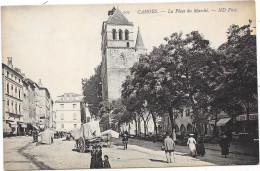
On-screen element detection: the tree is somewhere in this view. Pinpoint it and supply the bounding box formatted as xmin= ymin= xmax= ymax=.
xmin=82 ymin=64 xmax=102 ymax=118
xmin=215 ymin=21 xmax=257 ymax=132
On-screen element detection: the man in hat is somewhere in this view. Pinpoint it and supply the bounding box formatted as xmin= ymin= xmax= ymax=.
xmin=163 ymin=132 xmax=175 ymax=163
xmin=122 ymin=134 xmax=128 ymax=150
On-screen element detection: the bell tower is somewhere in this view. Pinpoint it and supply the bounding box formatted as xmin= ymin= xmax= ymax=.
xmin=101 ymin=7 xmax=146 ymax=101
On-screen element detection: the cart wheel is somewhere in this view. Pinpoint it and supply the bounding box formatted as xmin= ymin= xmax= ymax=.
xmin=78 ymin=137 xmax=85 ymax=153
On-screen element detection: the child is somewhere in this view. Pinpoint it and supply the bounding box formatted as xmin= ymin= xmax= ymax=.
xmin=103 ymin=155 xmax=111 ymax=168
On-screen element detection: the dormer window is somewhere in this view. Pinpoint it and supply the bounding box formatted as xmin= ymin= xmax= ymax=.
xmin=112 ymin=29 xmax=116 ymax=40
xmin=119 ymin=29 xmax=123 ymax=40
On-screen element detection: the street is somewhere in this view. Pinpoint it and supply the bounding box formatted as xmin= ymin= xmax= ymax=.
xmin=3 ymin=136 xmax=259 ymax=170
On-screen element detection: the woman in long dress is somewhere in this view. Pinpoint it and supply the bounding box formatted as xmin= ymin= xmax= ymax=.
xmin=95 ymin=145 xmax=103 ymax=168
xmin=187 ymin=134 xmax=197 ymax=157
xmin=219 ymin=134 xmax=230 ymax=158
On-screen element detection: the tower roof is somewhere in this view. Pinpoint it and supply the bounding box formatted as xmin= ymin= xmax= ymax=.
xmin=107 ymin=8 xmax=133 ymax=26
xmin=135 ymin=27 xmax=146 ymax=50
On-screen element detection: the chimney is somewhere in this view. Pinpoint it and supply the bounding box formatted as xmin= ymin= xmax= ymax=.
xmin=38 ymin=79 xmax=43 ymax=87
xmin=14 ymin=68 xmax=21 ymax=73
xmin=108 ymin=7 xmax=116 ymax=16
xmin=7 ymin=57 xmax=13 ymax=68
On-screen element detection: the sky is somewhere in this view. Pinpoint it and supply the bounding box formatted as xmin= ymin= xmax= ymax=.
xmin=1 ymin=1 xmax=256 ymax=101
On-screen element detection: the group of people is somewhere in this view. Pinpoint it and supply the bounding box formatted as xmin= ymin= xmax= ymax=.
xmin=187 ymin=134 xmax=205 ymax=157
xmin=163 ymin=132 xmax=231 ymax=163
xmin=90 ymin=145 xmax=111 ymax=169
xmin=187 ymin=133 xmax=230 ymax=158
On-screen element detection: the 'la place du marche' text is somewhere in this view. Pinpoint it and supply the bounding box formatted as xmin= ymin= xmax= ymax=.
xmin=133 ymin=8 xmax=237 ymax=15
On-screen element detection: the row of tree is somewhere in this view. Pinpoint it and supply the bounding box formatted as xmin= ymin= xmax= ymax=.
xmin=82 ymin=22 xmax=257 ymax=137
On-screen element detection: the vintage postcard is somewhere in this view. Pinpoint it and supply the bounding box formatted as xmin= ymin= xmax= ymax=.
xmin=1 ymin=0 xmax=258 ymax=170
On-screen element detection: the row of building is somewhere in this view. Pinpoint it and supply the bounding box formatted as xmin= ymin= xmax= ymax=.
xmin=2 ymin=57 xmax=54 ymax=136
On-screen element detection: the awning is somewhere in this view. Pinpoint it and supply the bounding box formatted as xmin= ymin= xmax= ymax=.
xmin=39 ymin=125 xmax=45 ymax=129
xmin=216 ymin=118 xmax=231 ymax=126
xmin=9 ymin=122 xmax=17 ymax=128
xmin=3 ymin=122 xmax=12 ymax=133
xmin=101 ymin=129 xmax=119 ymax=138
xmin=21 ymin=123 xmax=27 ymax=128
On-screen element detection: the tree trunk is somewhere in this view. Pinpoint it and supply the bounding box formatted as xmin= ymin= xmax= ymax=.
xmin=214 ymin=114 xmax=218 ymax=137
xmin=143 ymin=120 xmax=147 ymax=137
xmin=168 ymin=107 xmax=175 ymax=139
xmin=134 ymin=117 xmax=138 ymax=136
xmin=151 ymin=112 xmax=158 ymax=139
xmin=246 ymin=102 xmax=250 ymax=133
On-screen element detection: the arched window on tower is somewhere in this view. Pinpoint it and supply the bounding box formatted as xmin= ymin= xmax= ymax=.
xmin=112 ymin=29 xmax=116 ymax=40
xmin=119 ymin=29 xmax=123 ymax=40
xmin=125 ymin=29 xmax=129 ymax=40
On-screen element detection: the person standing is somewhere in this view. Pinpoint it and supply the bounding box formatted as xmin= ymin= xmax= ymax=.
xmin=219 ymin=134 xmax=230 ymax=158
xmin=187 ymin=134 xmax=197 ymax=157
xmin=122 ymin=134 xmax=128 ymax=150
xmin=95 ymin=145 xmax=103 ymax=168
xmin=196 ymin=138 xmax=205 ymax=157
xmin=163 ymin=133 xmax=175 ymax=163
xmin=90 ymin=146 xmax=96 ymax=169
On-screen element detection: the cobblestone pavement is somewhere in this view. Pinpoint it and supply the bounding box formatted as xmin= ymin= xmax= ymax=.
xmin=3 ymin=136 xmax=259 ymax=170
xmin=3 ymin=136 xmax=40 ymax=170
xmin=114 ymin=138 xmax=259 ymax=166
xmin=16 ymin=137 xmax=214 ymax=169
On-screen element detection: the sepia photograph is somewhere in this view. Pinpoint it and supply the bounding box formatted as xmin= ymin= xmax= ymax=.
xmin=1 ymin=0 xmax=259 ymax=170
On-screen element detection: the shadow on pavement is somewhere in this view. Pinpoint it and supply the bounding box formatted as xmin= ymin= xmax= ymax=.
xmin=149 ymin=159 xmax=168 ymax=163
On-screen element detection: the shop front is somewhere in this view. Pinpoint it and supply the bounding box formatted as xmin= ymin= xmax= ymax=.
xmin=17 ymin=122 xmax=27 ymax=136
xmin=3 ymin=122 xmax=12 ymax=137
xmin=234 ymin=113 xmax=258 ymax=141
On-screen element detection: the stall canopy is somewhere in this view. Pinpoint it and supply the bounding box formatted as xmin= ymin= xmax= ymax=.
xmin=101 ymin=129 xmax=119 ymax=138
xmin=216 ymin=118 xmax=231 ymax=126
xmin=3 ymin=122 xmax=11 ymax=133
xmin=40 ymin=128 xmax=55 ymax=144
xmin=73 ymin=121 xmax=101 ymax=140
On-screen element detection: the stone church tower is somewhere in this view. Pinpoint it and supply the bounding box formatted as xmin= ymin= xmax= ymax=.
xmin=101 ymin=7 xmax=146 ymax=101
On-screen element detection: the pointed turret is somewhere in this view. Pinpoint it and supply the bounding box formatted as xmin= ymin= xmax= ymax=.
xmin=135 ymin=27 xmax=146 ymax=50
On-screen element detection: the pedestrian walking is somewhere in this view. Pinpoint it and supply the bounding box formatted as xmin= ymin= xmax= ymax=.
xmin=187 ymin=134 xmax=197 ymax=157
xmin=90 ymin=146 xmax=96 ymax=169
xmin=219 ymin=134 xmax=230 ymax=158
xmin=122 ymin=134 xmax=128 ymax=150
xmin=163 ymin=132 xmax=175 ymax=163
xmin=194 ymin=130 xmax=198 ymax=141
xmin=103 ymin=155 xmax=111 ymax=168
xmin=95 ymin=145 xmax=103 ymax=168
xmin=196 ymin=138 xmax=205 ymax=157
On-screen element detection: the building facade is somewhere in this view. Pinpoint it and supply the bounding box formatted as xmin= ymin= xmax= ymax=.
xmin=101 ymin=7 xmax=147 ymax=101
xmin=55 ymin=93 xmax=83 ymax=131
xmin=2 ymin=57 xmax=25 ymax=135
xmin=3 ymin=57 xmax=54 ymax=135
xmin=37 ymin=79 xmax=53 ymax=129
